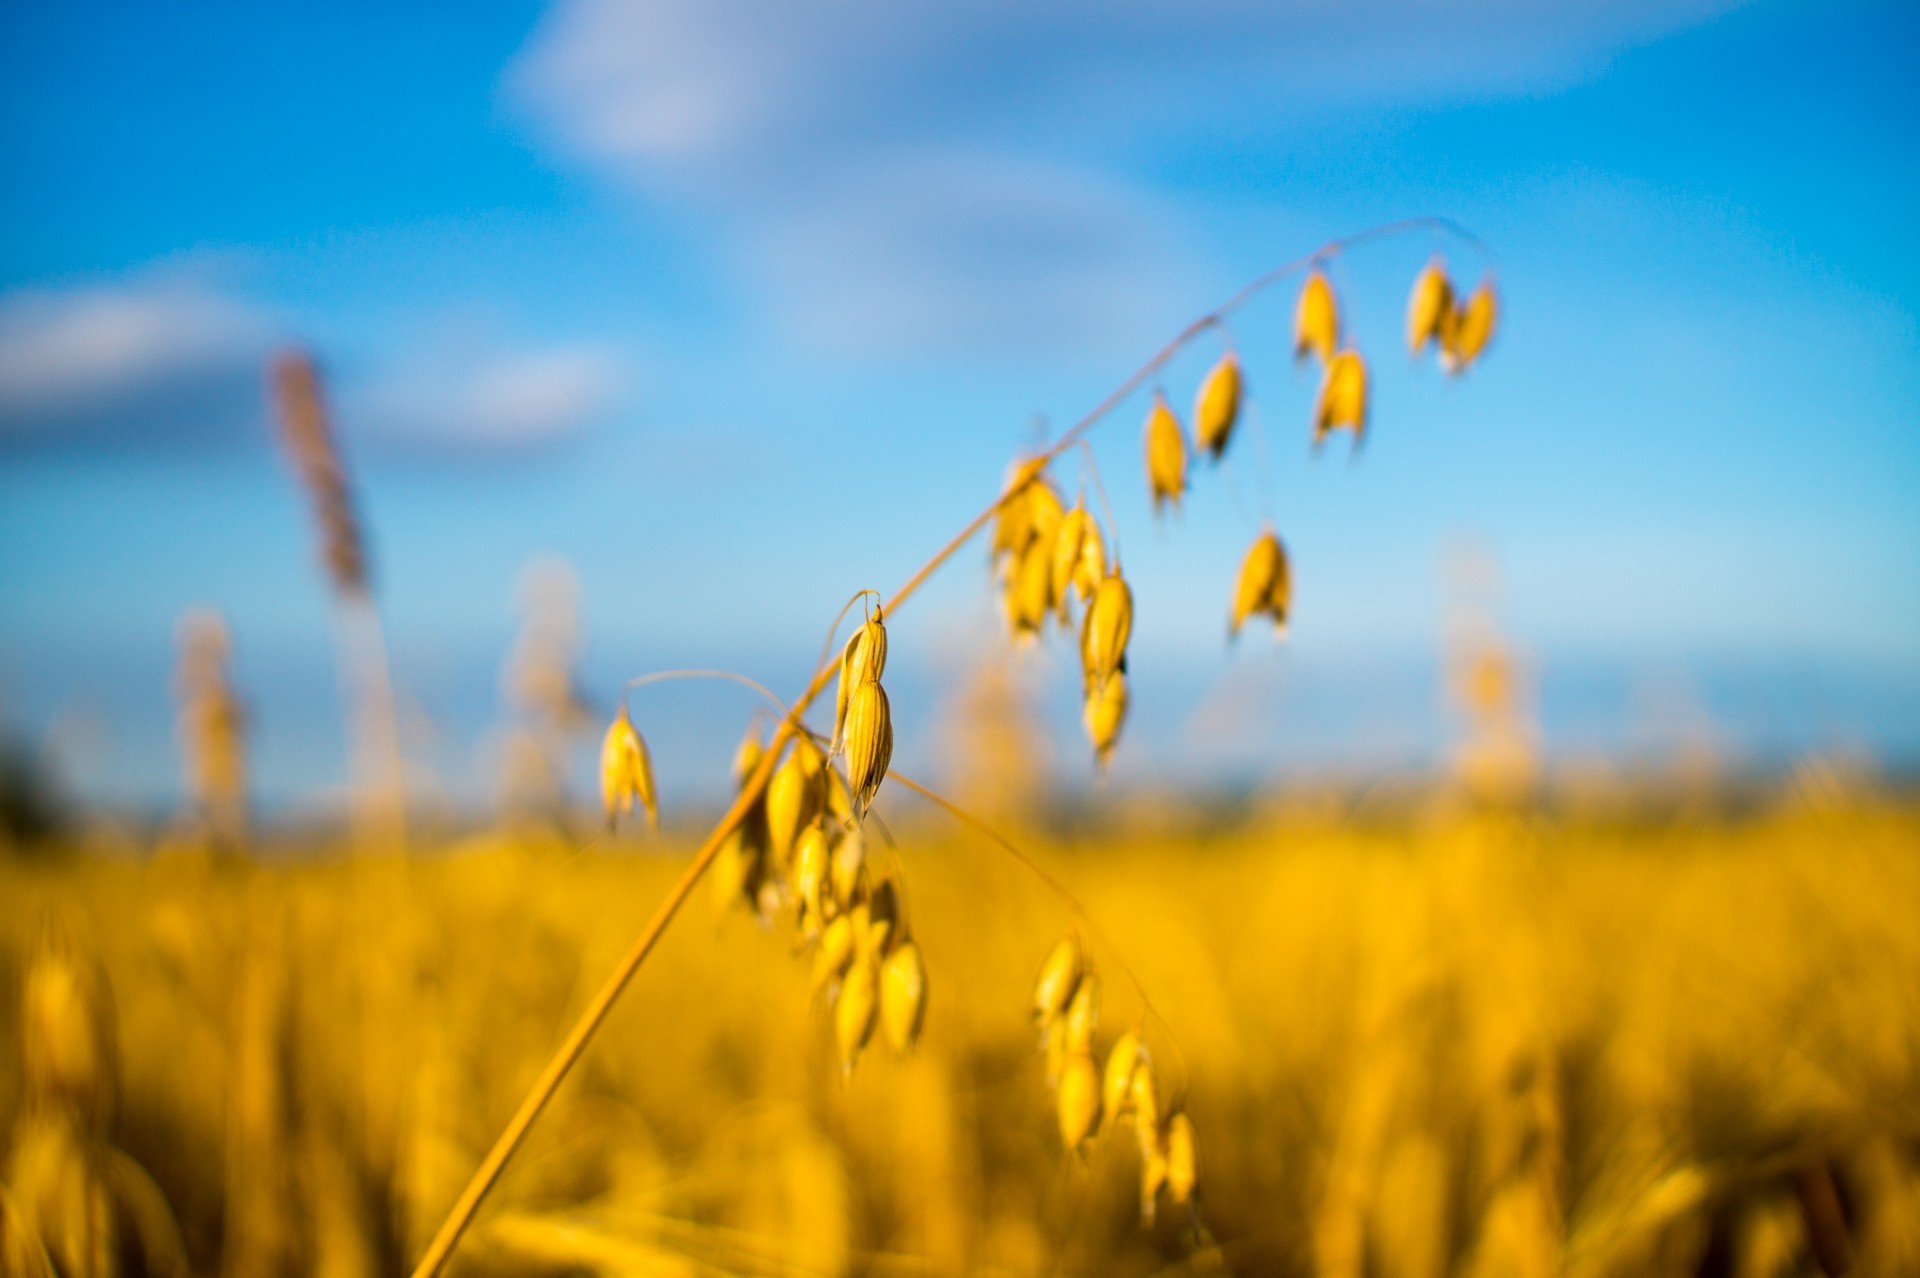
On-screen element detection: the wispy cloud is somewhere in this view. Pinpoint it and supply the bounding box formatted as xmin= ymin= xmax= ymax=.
xmin=507 ymin=0 xmax=1748 ymax=357
xmin=0 ymin=279 xmax=275 ymax=449
xmin=0 ymin=276 xmax=624 ymax=457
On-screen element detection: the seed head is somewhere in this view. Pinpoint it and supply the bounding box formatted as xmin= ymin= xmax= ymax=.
xmin=1050 ymin=504 xmax=1106 ymax=624
xmin=991 ymin=456 xmax=1052 ymax=561
xmin=1312 ymin=348 xmax=1370 ymax=452
xmin=599 ymin=706 xmax=658 ymax=834
xmin=1057 ymin=1052 xmax=1102 ymax=1152
xmin=1129 ymin=1053 xmax=1161 ymax=1138
xmin=1443 ymin=276 xmax=1499 ymax=373
xmin=793 ymin=819 xmax=831 ymax=922
xmin=836 ymin=953 xmax=879 ymax=1074
xmin=1143 ymin=392 xmax=1189 ymax=515
xmin=732 ymin=721 xmax=765 ymax=789
xmin=1230 ymin=528 xmax=1292 ymax=640
xmin=1008 ymin=538 xmax=1056 ymax=638
xmin=766 ymin=736 xmax=825 ymax=866
xmin=830 ymin=824 xmax=868 ymax=915
xmin=1080 ymin=569 xmax=1133 ymax=694
xmin=1032 ymin=934 xmax=1083 ymax=1028
xmin=880 ymin=941 xmax=928 ymax=1054
xmin=1294 ymin=269 xmax=1340 ymax=364
xmin=1084 ymin=672 xmax=1129 ymax=769
xmin=1406 ymin=258 xmax=1455 ymax=354
xmin=1064 ymin=970 xmax=1100 ymax=1055
xmin=1103 ymin=1030 xmax=1144 ymax=1124
xmin=1165 ymin=1110 xmax=1198 ymax=1205
xmin=1193 ymin=352 xmax=1242 ymax=461
xmin=842 ymin=679 xmax=894 ymax=817
xmin=811 ymin=912 xmax=856 ymax=994
xmin=1044 ymin=1015 xmax=1069 ymax=1087
xmin=834 ymin=608 xmax=888 ymax=751
xmin=271 ymin=350 xmax=369 ymax=596
xmin=1139 ymin=1123 xmax=1170 ymax=1223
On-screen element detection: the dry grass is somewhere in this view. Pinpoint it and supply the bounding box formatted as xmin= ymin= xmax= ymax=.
xmin=4 ymin=791 xmax=1916 ymax=1276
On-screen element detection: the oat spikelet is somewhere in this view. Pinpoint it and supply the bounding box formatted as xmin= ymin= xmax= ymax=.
xmin=829 ymin=823 xmax=867 ymax=913
xmin=1143 ymin=392 xmax=1188 ymax=514
xmin=1140 ymin=1123 xmax=1171 ymax=1223
xmin=1084 ymin=672 xmax=1129 ymax=768
xmin=1050 ymin=504 xmax=1105 ymax=624
xmin=1230 ymin=528 xmax=1292 ymax=640
xmin=599 ymin=706 xmax=658 ymax=834
xmin=880 ymin=941 xmax=928 ymax=1054
xmin=1080 ymin=569 xmax=1133 ymax=694
xmin=1103 ymin=1030 xmax=1144 ymax=1124
xmin=811 ymin=912 xmax=856 ymax=994
xmin=843 ymin=679 xmax=894 ymax=818
xmin=793 ymin=820 xmax=831 ymax=925
xmin=1313 ymin=349 xmax=1370 ymax=452
xmin=1443 ymin=276 xmax=1499 ymax=373
xmin=836 ymin=954 xmax=879 ymax=1074
xmin=1294 ymin=269 xmax=1340 ymax=364
xmin=1407 ymin=257 xmax=1455 ymax=354
xmin=833 ymin=609 xmax=888 ymax=751
xmin=1032 ymin=934 xmax=1082 ymax=1028
xmin=767 ymin=737 xmax=825 ymax=867
xmin=271 ymin=350 xmax=368 ymax=596
xmin=1064 ymin=970 xmax=1100 ymax=1055
xmin=1165 ymin=1110 xmax=1198 ymax=1206
xmin=1057 ymin=1052 xmax=1101 ymax=1152
xmin=1008 ymin=538 xmax=1055 ymax=638
xmin=1194 ymin=351 xmax=1242 ymax=461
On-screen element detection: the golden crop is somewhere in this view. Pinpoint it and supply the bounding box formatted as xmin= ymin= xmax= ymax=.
xmin=4 ymin=797 xmax=1915 ymax=1275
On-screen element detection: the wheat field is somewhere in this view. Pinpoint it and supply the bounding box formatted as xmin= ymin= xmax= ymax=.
xmin=5 ymin=781 xmax=1916 ymax=1277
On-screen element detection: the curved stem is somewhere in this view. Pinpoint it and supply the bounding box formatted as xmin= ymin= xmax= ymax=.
xmin=621 ymin=668 xmax=791 ymax=719
xmin=411 ymin=214 xmax=1475 ymax=1276
xmin=883 ymin=769 xmax=1190 ymax=1097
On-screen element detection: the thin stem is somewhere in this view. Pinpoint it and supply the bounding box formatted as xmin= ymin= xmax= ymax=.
xmin=1075 ymin=439 xmax=1121 ymax=565
xmin=412 ymin=214 xmax=1476 ymax=1276
xmin=883 ymin=769 xmax=1190 ymax=1097
xmin=621 ymin=668 xmax=791 ymax=719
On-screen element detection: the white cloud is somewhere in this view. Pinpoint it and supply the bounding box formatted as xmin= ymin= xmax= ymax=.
xmin=0 ymin=281 xmax=274 ymax=444
xmin=0 ymin=276 xmax=623 ymax=456
xmin=507 ymin=0 xmax=1749 ymax=359
xmin=351 ymin=339 xmax=625 ymax=454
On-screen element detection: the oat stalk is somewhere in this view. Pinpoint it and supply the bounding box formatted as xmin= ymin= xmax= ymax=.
xmin=410 ymin=215 xmax=1485 ymax=1278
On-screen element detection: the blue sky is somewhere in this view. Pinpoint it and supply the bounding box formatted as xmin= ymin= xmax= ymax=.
xmin=2 ymin=0 xmax=1916 ymax=811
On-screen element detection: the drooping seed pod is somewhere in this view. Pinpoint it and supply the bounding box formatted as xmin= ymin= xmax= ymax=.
xmin=1084 ymin=672 xmax=1129 ymax=768
xmin=1143 ymin=392 xmax=1188 ymax=515
xmin=991 ymin=455 xmax=1050 ymax=562
xmin=1026 ymin=478 xmax=1066 ymax=550
xmin=766 ymin=736 xmax=825 ymax=866
xmin=1443 ymin=276 xmax=1499 ymax=373
xmin=1010 ymin=538 xmax=1055 ymax=637
xmin=1032 ymin=934 xmax=1083 ymax=1028
xmin=1051 ymin=504 xmax=1105 ymax=624
xmin=1193 ymin=351 xmax=1242 ymax=461
xmin=1406 ymin=257 xmax=1455 ymax=355
xmin=1139 ymin=1123 xmax=1171 ymax=1223
xmin=843 ymin=679 xmax=894 ymax=817
xmin=1064 ymin=971 xmax=1100 ymax=1055
xmin=1044 ymin=1015 xmax=1069 ymax=1087
xmin=1129 ymin=1053 xmax=1161 ymax=1139
xmin=1103 ymin=1030 xmax=1144 ymax=1125
xmin=733 ymin=721 xmax=766 ymax=789
xmin=793 ymin=819 xmax=831 ymax=922
xmin=829 ymin=823 xmax=867 ymax=911
xmin=1294 ymin=269 xmax=1340 ymax=364
xmin=836 ymin=953 xmax=879 ymax=1073
xmin=1229 ymin=527 xmax=1292 ymax=640
xmin=1058 ymin=1052 xmax=1102 ymax=1152
xmin=880 ymin=941 xmax=927 ymax=1054
xmin=1312 ymin=348 xmax=1370 ymax=451
xmin=834 ymin=608 xmax=888 ymax=751
xmin=599 ymin=706 xmax=658 ymax=834
xmin=863 ymin=878 xmax=899 ymax=954
xmin=811 ymin=912 xmax=857 ymax=994
xmin=1080 ymin=569 xmax=1133 ymax=693
xmin=1165 ymin=1110 xmax=1198 ymax=1205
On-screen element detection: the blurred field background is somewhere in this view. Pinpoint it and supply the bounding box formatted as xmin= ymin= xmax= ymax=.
xmin=5 ymin=775 xmax=1918 ymax=1277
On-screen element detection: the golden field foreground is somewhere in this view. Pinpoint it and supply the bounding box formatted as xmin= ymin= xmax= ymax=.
xmin=3 ymin=790 xmax=1918 ymax=1278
